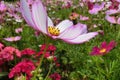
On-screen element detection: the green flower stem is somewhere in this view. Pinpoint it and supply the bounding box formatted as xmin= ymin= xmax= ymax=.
xmin=44 ymin=63 xmax=53 ymax=80
xmin=32 ymin=36 xmax=50 ymax=80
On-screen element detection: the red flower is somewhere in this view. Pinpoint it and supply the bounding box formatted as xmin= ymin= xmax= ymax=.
xmin=90 ymin=41 xmax=116 ymax=56
xmin=21 ymin=48 xmax=36 ymax=56
xmin=40 ymin=44 xmax=56 ymax=52
xmin=49 ymin=73 xmax=61 ymax=80
xmin=9 ymin=60 xmax=35 ymax=80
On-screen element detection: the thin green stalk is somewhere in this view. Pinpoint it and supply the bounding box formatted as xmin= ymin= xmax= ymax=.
xmin=32 ymin=36 xmax=50 ymax=80
xmin=44 ymin=63 xmax=53 ymax=80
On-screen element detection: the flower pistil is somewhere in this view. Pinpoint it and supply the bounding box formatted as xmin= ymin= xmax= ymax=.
xmin=48 ymin=26 xmax=60 ymax=36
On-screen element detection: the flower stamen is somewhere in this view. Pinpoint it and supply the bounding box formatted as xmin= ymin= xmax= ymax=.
xmin=100 ymin=48 xmax=106 ymax=53
xmin=48 ymin=26 xmax=60 ymax=36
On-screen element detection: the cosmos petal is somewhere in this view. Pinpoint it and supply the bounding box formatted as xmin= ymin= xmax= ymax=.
xmin=63 ymin=32 xmax=98 ymax=44
xmin=105 ymin=15 xmax=117 ymax=24
xmin=58 ymin=23 xmax=87 ymax=40
xmin=105 ymin=9 xmax=119 ymax=15
xmin=48 ymin=17 xmax=54 ymax=26
xmin=20 ymin=0 xmax=38 ymax=30
xmin=117 ymin=17 xmax=120 ymax=24
xmin=32 ymin=0 xmax=47 ymax=34
xmin=56 ymin=20 xmax=73 ymax=33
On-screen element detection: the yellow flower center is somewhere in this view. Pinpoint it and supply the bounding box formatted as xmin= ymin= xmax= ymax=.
xmin=100 ymin=48 xmax=106 ymax=53
xmin=48 ymin=26 xmax=60 ymax=36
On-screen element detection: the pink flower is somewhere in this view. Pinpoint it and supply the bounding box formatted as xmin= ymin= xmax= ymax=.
xmin=88 ymin=2 xmax=105 ymax=14
xmin=0 ymin=46 xmax=21 ymax=63
xmin=90 ymin=41 xmax=116 ymax=56
xmin=15 ymin=28 xmax=23 ymax=33
xmin=117 ymin=17 xmax=120 ymax=24
xmin=80 ymin=15 xmax=89 ymax=21
xmin=20 ymin=0 xmax=98 ymax=44
xmin=105 ymin=9 xmax=120 ymax=15
xmin=105 ymin=15 xmax=117 ymax=24
xmin=4 ymin=36 xmax=21 ymax=42
xmin=69 ymin=12 xmax=79 ymax=20
xmin=49 ymin=73 xmax=61 ymax=80
xmin=0 ymin=1 xmax=7 ymax=12
xmin=9 ymin=60 xmax=35 ymax=80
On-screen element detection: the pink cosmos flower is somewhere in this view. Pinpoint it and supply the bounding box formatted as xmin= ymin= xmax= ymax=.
xmin=88 ymin=2 xmax=105 ymax=14
xmin=117 ymin=17 xmax=120 ymax=24
xmin=105 ymin=9 xmax=120 ymax=15
xmin=105 ymin=9 xmax=120 ymax=24
xmin=15 ymin=28 xmax=23 ymax=33
xmin=105 ymin=15 xmax=117 ymax=24
xmin=4 ymin=36 xmax=21 ymax=42
xmin=0 ymin=1 xmax=7 ymax=12
xmin=20 ymin=0 xmax=98 ymax=44
xmin=90 ymin=41 xmax=116 ymax=56
xmin=80 ymin=15 xmax=89 ymax=21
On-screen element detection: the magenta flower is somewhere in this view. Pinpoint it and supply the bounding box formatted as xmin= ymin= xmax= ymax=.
xmin=90 ymin=41 xmax=116 ymax=56
xmin=20 ymin=0 xmax=98 ymax=44
xmin=49 ymin=73 xmax=61 ymax=80
xmin=21 ymin=48 xmax=36 ymax=56
xmin=9 ymin=60 xmax=35 ymax=80
xmin=4 ymin=36 xmax=21 ymax=42
xmin=88 ymin=2 xmax=105 ymax=14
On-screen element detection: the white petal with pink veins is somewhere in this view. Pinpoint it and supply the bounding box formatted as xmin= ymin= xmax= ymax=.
xmin=20 ymin=0 xmax=37 ymax=30
xmin=48 ymin=17 xmax=54 ymax=26
xmin=58 ymin=23 xmax=87 ymax=40
xmin=64 ymin=32 xmax=98 ymax=44
xmin=56 ymin=20 xmax=73 ymax=33
xmin=32 ymin=0 xmax=47 ymax=34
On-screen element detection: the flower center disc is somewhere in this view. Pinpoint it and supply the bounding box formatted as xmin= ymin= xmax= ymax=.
xmin=100 ymin=48 xmax=106 ymax=53
xmin=48 ymin=26 xmax=60 ymax=36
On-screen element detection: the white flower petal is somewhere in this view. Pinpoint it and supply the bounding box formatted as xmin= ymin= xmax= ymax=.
xmin=56 ymin=20 xmax=73 ymax=33
xmin=48 ymin=17 xmax=54 ymax=26
xmin=32 ymin=0 xmax=47 ymax=34
xmin=58 ymin=23 xmax=87 ymax=40
xmin=63 ymin=32 xmax=98 ymax=44
xmin=20 ymin=0 xmax=37 ymax=30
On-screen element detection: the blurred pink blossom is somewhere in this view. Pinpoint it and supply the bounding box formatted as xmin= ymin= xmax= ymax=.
xmin=80 ymin=15 xmax=89 ymax=21
xmin=15 ymin=28 xmax=23 ymax=33
xmin=0 ymin=1 xmax=7 ymax=12
xmin=105 ymin=15 xmax=117 ymax=24
xmin=89 ymin=2 xmax=105 ymax=14
xmin=4 ymin=36 xmax=21 ymax=42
